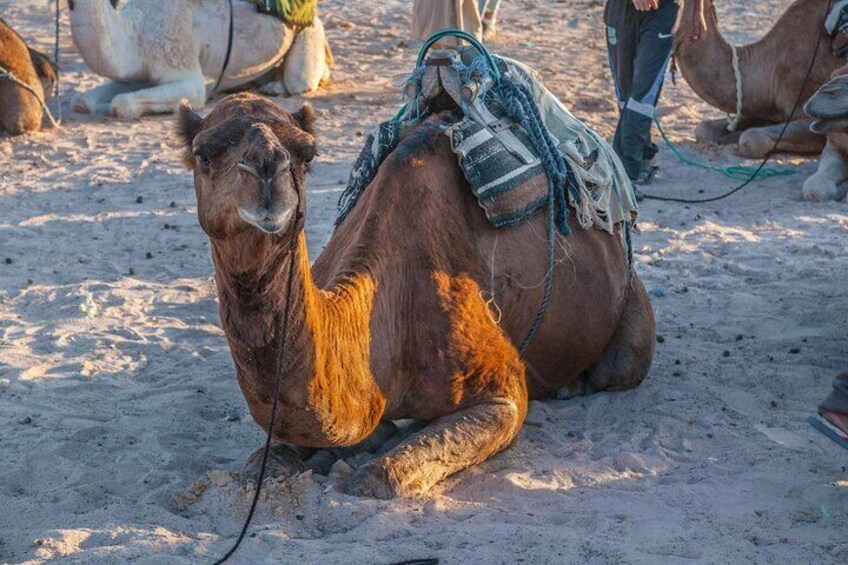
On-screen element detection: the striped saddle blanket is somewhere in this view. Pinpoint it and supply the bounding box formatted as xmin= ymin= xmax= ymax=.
xmin=337 ymin=47 xmax=637 ymax=248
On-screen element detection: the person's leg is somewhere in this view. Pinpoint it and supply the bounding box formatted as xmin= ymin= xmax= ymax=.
xmin=617 ymin=0 xmax=678 ymax=182
xmin=480 ymin=0 xmax=502 ymax=40
xmin=605 ymin=0 xmax=639 ymax=178
xmin=819 ymin=371 xmax=848 ymax=435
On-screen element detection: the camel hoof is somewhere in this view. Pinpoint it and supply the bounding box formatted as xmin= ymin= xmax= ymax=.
xmin=109 ymin=94 xmax=141 ymax=120
xmin=802 ymin=176 xmax=848 ymax=201
xmin=257 ymin=80 xmax=288 ymax=97
xmin=239 ymin=443 xmax=307 ymax=484
xmin=72 ymin=93 xmax=97 ymax=115
xmin=737 ymin=130 xmax=771 ymax=159
xmin=346 ymin=459 xmax=401 ymax=499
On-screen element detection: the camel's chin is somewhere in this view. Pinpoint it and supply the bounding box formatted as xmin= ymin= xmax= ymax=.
xmin=238 ymin=209 xmax=293 ymax=235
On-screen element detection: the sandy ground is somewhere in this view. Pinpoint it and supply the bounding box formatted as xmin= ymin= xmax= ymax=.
xmin=1 ymin=0 xmax=847 ymax=563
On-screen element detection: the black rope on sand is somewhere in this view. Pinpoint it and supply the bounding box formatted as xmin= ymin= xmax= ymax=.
xmin=640 ymin=0 xmax=832 ymax=204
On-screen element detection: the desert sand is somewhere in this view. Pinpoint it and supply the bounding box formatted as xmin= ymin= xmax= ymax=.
xmin=0 ymin=0 xmax=846 ymax=563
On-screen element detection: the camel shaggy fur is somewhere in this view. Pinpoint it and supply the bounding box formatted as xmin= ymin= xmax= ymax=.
xmin=177 ymin=93 xmax=656 ymax=498
xmin=68 ymin=0 xmax=330 ymax=119
xmin=675 ymin=0 xmax=843 ymax=159
xmin=0 ymin=18 xmax=57 ymax=135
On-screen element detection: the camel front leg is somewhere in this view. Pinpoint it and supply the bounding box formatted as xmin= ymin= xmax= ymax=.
xmin=72 ymin=80 xmax=141 ymax=115
xmin=347 ymin=397 xmax=525 ymax=499
xmin=108 ymin=73 xmax=206 ymax=119
xmin=737 ymin=119 xmax=826 ymax=158
xmin=802 ymin=135 xmax=848 ymax=201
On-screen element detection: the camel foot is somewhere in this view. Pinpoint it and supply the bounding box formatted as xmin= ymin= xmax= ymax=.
xmin=695 ymin=118 xmax=742 ymax=146
xmin=802 ymin=175 xmax=848 ymax=201
xmin=737 ymin=129 xmax=773 ymax=159
xmin=346 ymin=458 xmax=402 ymax=499
xmin=257 ymin=80 xmax=288 ymax=97
xmin=239 ymin=443 xmax=307 ymax=484
xmin=109 ymin=93 xmax=142 ymax=120
xmin=72 ymin=92 xmax=100 ymax=115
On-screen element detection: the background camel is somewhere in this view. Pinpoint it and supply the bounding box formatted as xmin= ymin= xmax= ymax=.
xmin=802 ymin=67 xmax=848 ymax=200
xmin=0 ymin=17 xmax=57 ymax=135
xmin=675 ymin=0 xmax=843 ymax=159
xmin=177 ymin=93 xmax=656 ymax=498
xmin=68 ymin=0 xmax=330 ymax=119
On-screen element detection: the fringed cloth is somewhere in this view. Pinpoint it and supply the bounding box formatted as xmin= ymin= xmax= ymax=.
xmin=253 ymin=0 xmax=317 ymax=28
xmin=336 ymin=46 xmax=638 ymax=261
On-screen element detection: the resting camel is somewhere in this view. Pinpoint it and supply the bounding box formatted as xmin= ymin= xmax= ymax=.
xmin=68 ymin=0 xmax=330 ymax=119
xmin=0 ymin=18 xmax=57 ymax=135
xmin=177 ymin=93 xmax=656 ymax=498
xmin=802 ymin=67 xmax=848 ymax=200
xmin=675 ymin=0 xmax=843 ymax=159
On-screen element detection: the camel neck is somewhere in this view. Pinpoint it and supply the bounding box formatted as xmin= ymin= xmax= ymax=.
xmin=69 ymin=1 xmax=138 ymax=79
xmin=675 ymin=1 xmax=743 ymax=116
xmin=212 ymin=233 xmax=386 ymax=448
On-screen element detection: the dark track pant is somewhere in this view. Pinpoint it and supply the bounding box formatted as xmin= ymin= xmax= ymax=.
xmin=605 ymin=0 xmax=678 ymax=180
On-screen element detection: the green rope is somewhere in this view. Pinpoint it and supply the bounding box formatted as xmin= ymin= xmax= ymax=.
xmin=653 ymin=115 xmax=799 ymax=182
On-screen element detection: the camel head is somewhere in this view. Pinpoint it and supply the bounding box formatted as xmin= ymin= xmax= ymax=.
xmin=177 ymin=93 xmax=316 ymax=242
xmin=27 ymin=49 xmax=57 ymax=97
xmin=805 ymin=72 xmax=848 ymax=134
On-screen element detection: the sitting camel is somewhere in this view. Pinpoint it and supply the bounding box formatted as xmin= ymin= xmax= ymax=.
xmin=0 ymin=18 xmax=58 ymax=135
xmin=802 ymin=67 xmax=848 ymax=201
xmin=177 ymin=93 xmax=656 ymax=498
xmin=675 ymin=0 xmax=843 ymax=159
xmin=68 ymin=0 xmax=330 ymax=119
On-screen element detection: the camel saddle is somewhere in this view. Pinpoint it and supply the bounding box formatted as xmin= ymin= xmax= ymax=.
xmin=827 ymin=0 xmax=848 ymax=57
xmin=252 ymin=0 xmax=316 ymax=28
xmin=337 ymin=45 xmax=638 ymax=257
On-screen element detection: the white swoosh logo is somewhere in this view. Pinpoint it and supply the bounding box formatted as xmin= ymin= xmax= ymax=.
xmin=658 ymin=33 xmax=674 ymax=39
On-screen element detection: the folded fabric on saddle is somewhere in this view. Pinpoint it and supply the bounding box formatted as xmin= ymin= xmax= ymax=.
xmin=252 ymin=0 xmax=316 ymax=27
xmin=336 ymin=45 xmax=638 ymax=257
xmin=826 ymin=0 xmax=848 ymax=57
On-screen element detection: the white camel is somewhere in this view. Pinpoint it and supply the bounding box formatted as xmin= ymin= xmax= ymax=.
xmin=68 ymin=0 xmax=330 ymax=118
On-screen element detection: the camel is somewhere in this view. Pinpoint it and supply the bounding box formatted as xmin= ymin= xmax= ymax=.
xmin=0 ymin=18 xmax=58 ymax=135
xmin=177 ymin=93 xmax=656 ymax=498
xmin=68 ymin=0 xmax=330 ymax=119
xmin=801 ymin=67 xmax=848 ymax=200
xmin=674 ymin=0 xmax=844 ymax=159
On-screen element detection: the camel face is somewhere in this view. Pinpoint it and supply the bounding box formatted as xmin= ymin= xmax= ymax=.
xmin=806 ymin=75 xmax=848 ymax=133
xmin=177 ymin=95 xmax=316 ymax=240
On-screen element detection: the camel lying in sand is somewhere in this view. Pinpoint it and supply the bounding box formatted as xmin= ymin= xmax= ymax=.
xmin=68 ymin=0 xmax=330 ymax=119
xmin=675 ymin=0 xmax=842 ymax=159
xmin=177 ymin=93 xmax=656 ymax=498
xmin=802 ymin=68 xmax=848 ymax=201
xmin=0 ymin=18 xmax=57 ymax=135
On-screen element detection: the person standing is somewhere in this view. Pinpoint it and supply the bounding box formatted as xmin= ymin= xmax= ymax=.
xmin=605 ymin=0 xmax=705 ymax=191
xmin=479 ymin=0 xmax=503 ymax=40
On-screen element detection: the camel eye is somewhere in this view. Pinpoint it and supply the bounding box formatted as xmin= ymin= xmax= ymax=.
xmin=193 ymin=151 xmax=212 ymax=172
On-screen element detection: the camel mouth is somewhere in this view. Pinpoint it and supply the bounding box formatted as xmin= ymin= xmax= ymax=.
xmin=810 ymin=117 xmax=848 ymax=134
xmin=238 ymin=208 xmax=293 ymax=235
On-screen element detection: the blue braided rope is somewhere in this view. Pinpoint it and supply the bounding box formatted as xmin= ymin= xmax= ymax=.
xmin=497 ymin=76 xmax=576 ymax=354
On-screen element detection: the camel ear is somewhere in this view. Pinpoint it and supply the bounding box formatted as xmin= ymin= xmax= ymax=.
xmin=291 ymin=103 xmax=316 ymax=136
xmin=177 ymin=101 xmax=204 ymax=148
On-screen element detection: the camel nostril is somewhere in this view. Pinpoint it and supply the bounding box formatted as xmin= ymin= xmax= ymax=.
xmin=68 ymin=0 xmax=75 ymax=11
